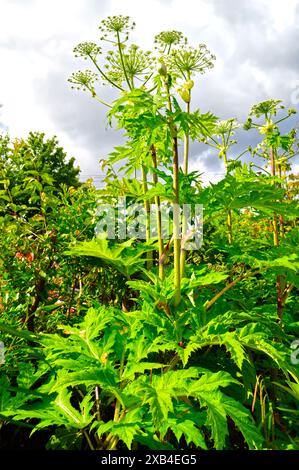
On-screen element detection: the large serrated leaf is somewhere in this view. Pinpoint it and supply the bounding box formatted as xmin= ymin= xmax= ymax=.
xmin=198 ymin=391 xmax=228 ymax=449
xmin=168 ymin=417 xmax=207 ymax=449
xmin=220 ymin=395 xmax=263 ymax=449
xmin=50 ymin=367 xmax=118 ymax=392
xmin=189 ymin=371 xmax=238 ymax=394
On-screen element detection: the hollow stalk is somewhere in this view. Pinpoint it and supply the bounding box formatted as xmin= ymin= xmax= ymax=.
xmin=165 ymin=81 xmax=181 ymax=305
xmin=222 ymin=149 xmax=233 ymax=245
xmin=269 ymin=145 xmax=284 ymax=324
xmin=180 ymin=91 xmax=191 ymax=278
xmin=151 ymin=145 xmax=164 ymax=280
xmin=141 ymin=164 xmax=152 ymax=270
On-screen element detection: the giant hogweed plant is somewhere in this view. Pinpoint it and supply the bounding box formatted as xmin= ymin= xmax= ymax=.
xmin=67 ymin=17 xmax=298 ymax=322
xmin=0 ymin=304 xmax=296 ymax=450
xmin=68 ymin=16 xmax=217 ymax=299
xmin=0 ymin=15 xmax=298 ymax=450
xmin=200 ymin=103 xmax=299 ymax=322
xmin=244 ymin=100 xmax=299 ymax=324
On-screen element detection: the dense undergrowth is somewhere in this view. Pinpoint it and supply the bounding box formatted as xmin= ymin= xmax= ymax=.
xmin=0 ymin=16 xmax=298 ymax=450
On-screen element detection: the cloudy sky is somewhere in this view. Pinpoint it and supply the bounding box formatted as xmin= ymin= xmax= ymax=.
xmin=1 ymin=0 xmax=299 ymax=185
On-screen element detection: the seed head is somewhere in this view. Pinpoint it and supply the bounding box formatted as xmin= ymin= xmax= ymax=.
xmin=170 ymin=44 xmax=215 ymax=77
xmin=214 ymin=118 xmax=239 ymax=137
xmin=104 ymin=44 xmax=155 ymax=86
xmin=73 ymin=42 xmax=102 ymax=60
xmin=154 ymin=30 xmax=186 ymax=49
xmin=249 ymin=99 xmax=283 ymax=118
xmin=99 ymin=15 xmax=135 ymax=35
xmin=68 ymin=70 xmax=98 ymax=91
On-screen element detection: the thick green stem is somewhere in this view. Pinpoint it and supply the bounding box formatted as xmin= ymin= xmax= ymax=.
xmin=204 ymin=270 xmax=260 ymax=312
xmin=107 ymin=437 xmax=119 ymax=450
xmin=93 ymin=94 xmax=112 ymax=108
xmin=180 ymin=100 xmax=191 ymax=278
xmin=116 ymin=32 xmax=132 ymax=90
xmin=95 ymin=385 xmax=101 ymax=421
xmin=270 ymin=147 xmax=279 ymax=247
xmin=172 ymin=135 xmax=181 ymax=305
xmin=83 ymin=430 xmax=95 ymax=450
xmin=276 ymin=162 xmax=286 ymax=323
xmin=269 ymin=143 xmax=276 ymax=175
xmin=226 ymin=211 xmax=233 ymax=245
xmin=272 ymin=214 xmax=279 ymax=247
xmin=277 ymin=164 xmax=285 ymax=238
xmin=90 ymin=57 xmax=124 ymax=91
xmin=269 ymin=146 xmax=284 ymax=324
xmin=223 ymin=150 xmax=233 ymax=244
xmin=183 ymin=101 xmax=190 ymax=175
xmin=151 ymin=145 xmax=164 ymax=280
xmin=165 ymin=81 xmax=181 ymax=305
xmin=270 ymin=147 xmax=278 ymax=242
xmin=141 ymin=165 xmax=152 ymax=270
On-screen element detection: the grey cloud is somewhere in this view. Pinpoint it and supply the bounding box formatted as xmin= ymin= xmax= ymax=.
xmin=200 ymin=149 xmax=223 ymax=172
xmin=207 ymin=1 xmax=299 ymax=82
xmin=34 ymin=64 xmax=124 ymax=177
xmin=209 ymin=0 xmax=265 ymax=26
xmin=2 ymin=0 xmax=299 ymax=182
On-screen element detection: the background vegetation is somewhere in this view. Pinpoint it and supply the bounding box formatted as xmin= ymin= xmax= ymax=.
xmin=0 ymin=16 xmax=298 ymax=450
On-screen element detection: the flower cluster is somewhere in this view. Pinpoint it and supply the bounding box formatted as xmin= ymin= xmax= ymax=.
xmin=214 ymin=118 xmax=239 ymax=137
xmin=249 ymin=99 xmax=284 ymax=118
xmin=154 ymin=30 xmax=186 ymax=51
xmin=99 ymin=15 xmax=135 ymax=37
xmin=73 ymin=42 xmax=102 ymax=60
xmin=105 ymin=45 xmax=155 ymax=86
xmin=68 ymin=70 xmax=98 ymax=91
xmin=170 ymin=44 xmax=215 ymax=78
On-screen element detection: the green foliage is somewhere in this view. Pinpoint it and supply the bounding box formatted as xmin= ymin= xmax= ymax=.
xmin=66 ymin=238 xmax=151 ymax=278
xmin=0 ymin=306 xmax=265 ymax=450
xmin=0 ymin=14 xmax=298 ymax=452
xmin=0 ymin=132 xmax=80 ymax=202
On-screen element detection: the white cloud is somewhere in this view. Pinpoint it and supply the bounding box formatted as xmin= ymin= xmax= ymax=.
xmin=189 ymin=149 xmax=225 ymax=186
xmin=0 ymin=0 xmax=298 ymax=179
xmin=259 ymin=0 xmax=298 ymax=33
xmin=0 ymin=0 xmax=111 ymax=174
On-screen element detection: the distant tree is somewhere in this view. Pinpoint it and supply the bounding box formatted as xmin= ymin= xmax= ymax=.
xmin=0 ymin=132 xmax=81 ymax=201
